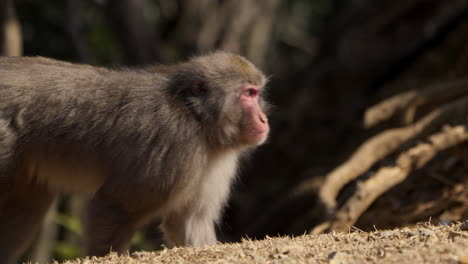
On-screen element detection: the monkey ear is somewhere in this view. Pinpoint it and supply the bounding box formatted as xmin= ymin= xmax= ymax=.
xmin=190 ymin=80 xmax=208 ymax=96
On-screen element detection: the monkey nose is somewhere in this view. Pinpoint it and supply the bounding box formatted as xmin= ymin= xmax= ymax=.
xmin=259 ymin=113 xmax=267 ymax=124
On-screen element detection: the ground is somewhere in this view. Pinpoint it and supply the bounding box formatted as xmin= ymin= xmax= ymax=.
xmin=55 ymin=222 xmax=468 ymax=264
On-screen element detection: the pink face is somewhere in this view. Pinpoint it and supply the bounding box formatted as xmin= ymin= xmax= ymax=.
xmin=239 ymin=84 xmax=269 ymax=144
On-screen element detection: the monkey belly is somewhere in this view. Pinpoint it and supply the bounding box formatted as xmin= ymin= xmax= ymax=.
xmin=18 ymin=152 xmax=108 ymax=194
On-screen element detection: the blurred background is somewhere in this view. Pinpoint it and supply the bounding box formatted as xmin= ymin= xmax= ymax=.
xmin=1 ymin=0 xmax=468 ymax=263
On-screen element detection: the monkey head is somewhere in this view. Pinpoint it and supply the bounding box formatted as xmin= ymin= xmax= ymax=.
xmin=170 ymin=52 xmax=270 ymax=149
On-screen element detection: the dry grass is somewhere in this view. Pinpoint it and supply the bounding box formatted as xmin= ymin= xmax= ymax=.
xmin=58 ymin=222 xmax=468 ymax=264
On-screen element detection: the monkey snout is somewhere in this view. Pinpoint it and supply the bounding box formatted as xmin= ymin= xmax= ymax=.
xmin=259 ymin=112 xmax=268 ymax=124
xmin=255 ymin=112 xmax=269 ymax=136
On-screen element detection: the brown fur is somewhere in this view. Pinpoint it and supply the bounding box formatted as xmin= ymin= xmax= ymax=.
xmin=0 ymin=51 xmax=269 ymax=263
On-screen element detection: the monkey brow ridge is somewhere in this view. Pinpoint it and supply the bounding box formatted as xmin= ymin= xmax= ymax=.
xmin=230 ymin=57 xmax=264 ymax=85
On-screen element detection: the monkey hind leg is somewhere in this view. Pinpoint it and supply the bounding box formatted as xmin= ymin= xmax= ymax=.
xmin=0 ymin=180 xmax=55 ymax=264
xmin=0 ymin=118 xmax=17 ymax=208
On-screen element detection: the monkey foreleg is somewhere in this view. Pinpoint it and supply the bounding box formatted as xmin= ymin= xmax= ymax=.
xmin=161 ymin=207 xmax=217 ymax=248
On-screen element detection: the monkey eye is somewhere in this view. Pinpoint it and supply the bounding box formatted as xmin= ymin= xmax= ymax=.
xmin=191 ymin=80 xmax=208 ymax=96
xmin=245 ymin=88 xmax=258 ymax=97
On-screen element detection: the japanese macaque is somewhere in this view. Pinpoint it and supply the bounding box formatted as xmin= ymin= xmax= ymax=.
xmin=0 ymin=51 xmax=270 ymax=263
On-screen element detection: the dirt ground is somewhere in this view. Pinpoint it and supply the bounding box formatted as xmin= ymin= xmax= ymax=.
xmin=57 ymin=222 xmax=468 ymax=264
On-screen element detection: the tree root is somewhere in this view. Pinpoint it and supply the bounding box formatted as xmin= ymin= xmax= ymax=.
xmin=314 ymin=125 xmax=468 ymax=233
xmin=315 ymin=90 xmax=468 ymax=234
xmin=364 ymin=79 xmax=468 ymax=128
xmin=319 ymin=93 xmax=468 ymax=212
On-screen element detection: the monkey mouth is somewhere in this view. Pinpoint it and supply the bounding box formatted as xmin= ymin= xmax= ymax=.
xmin=250 ymin=129 xmax=268 ymax=136
xmin=246 ymin=128 xmax=269 ymax=144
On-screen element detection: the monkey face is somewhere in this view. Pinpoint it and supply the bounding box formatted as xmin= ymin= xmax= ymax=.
xmin=238 ymin=84 xmax=269 ymax=145
xmin=168 ymin=52 xmax=270 ymax=149
xmin=193 ymin=81 xmax=270 ymax=149
xmin=192 ymin=78 xmax=270 ymax=149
